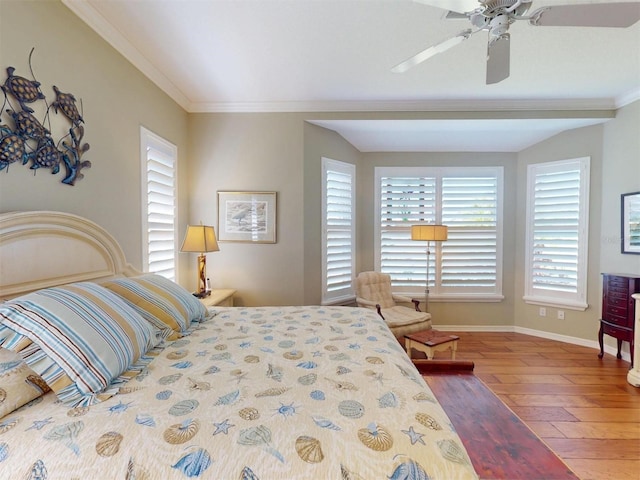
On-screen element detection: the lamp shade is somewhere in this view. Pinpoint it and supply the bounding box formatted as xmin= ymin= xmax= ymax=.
xmin=411 ymin=224 xmax=448 ymax=242
xmin=180 ymin=225 xmax=219 ymax=253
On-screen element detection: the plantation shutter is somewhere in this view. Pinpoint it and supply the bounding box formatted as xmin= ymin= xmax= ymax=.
xmin=376 ymin=167 xmax=503 ymax=299
xmin=142 ymin=127 xmax=177 ymax=281
xmin=441 ymin=176 xmax=498 ymax=291
xmin=322 ymin=159 xmax=355 ymax=304
xmin=525 ymin=158 xmax=590 ymax=308
xmin=379 ymin=176 xmax=436 ymax=289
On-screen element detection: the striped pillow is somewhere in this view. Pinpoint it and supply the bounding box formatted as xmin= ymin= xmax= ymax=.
xmin=0 ymin=282 xmax=160 ymax=407
xmin=103 ymin=274 xmax=208 ymax=340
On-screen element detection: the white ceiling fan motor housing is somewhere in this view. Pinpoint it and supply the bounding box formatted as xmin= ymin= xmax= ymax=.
xmin=481 ymin=0 xmax=521 ymax=17
xmin=489 ymin=14 xmax=510 ymax=36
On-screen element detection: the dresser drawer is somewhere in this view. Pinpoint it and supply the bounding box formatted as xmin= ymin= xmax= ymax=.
xmin=601 ymin=321 xmax=633 ymax=342
xmin=607 ymin=276 xmax=630 ymax=290
xmin=603 ymin=312 xmax=631 ymax=328
xmin=605 ymin=304 xmax=628 ymax=318
xmin=605 ymin=294 xmax=628 ymax=307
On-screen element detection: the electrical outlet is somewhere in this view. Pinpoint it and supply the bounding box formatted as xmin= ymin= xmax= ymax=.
xmin=539 ymin=307 xmax=546 ymax=317
xmin=557 ymin=310 xmax=565 ymax=320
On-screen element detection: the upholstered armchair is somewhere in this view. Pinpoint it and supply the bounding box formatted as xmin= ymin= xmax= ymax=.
xmin=355 ymin=271 xmax=432 ymax=342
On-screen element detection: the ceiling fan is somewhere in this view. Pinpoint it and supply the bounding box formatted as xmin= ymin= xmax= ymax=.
xmin=392 ymin=0 xmax=640 ymax=84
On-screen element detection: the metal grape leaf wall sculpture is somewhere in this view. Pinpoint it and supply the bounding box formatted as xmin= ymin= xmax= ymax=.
xmin=0 ymin=50 xmax=90 ymax=185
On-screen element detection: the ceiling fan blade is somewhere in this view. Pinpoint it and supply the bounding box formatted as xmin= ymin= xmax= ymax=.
xmin=530 ymin=2 xmax=640 ymax=28
xmin=392 ymin=29 xmax=475 ymax=73
xmin=445 ymin=11 xmax=470 ymax=19
xmin=486 ymin=34 xmax=510 ymax=85
xmin=412 ymin=0 xmax=480 ymax=15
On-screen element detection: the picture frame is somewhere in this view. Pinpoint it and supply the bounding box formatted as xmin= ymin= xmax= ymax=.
xmin=621 ymin=191 xmax=640 ymax=254
xmin=217 ymin=191 xmax=277 ymax=243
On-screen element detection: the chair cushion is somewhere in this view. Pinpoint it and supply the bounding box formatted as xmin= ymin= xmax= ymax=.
xmin=355 ymin=272 xmax=395 ymax=309
xmin=389 ymin=320 xmax=433 ymax=341
xmin=381 ymin=306 xmax=431 ymax=328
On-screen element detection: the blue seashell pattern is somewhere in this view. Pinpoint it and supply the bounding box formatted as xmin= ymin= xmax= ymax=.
xmin=0 ymin=305 xmax=475 ymax=480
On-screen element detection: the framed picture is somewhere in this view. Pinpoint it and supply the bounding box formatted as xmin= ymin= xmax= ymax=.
xmin=621 ymin=191 xmax=640 ymax=254
xmin=217 ymin=191 xmax=277 ymax=243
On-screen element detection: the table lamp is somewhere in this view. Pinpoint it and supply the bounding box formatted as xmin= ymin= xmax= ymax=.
xmin=411 ymin=224 xmax=448 ymax=311
xmin=180 ymin=224 xmax=219 ymax=297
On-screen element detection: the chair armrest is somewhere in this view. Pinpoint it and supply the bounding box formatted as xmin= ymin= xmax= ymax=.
xmin=392 ymin=294 xmax=412 ymax=304
xmin=392 ymin=294 xmax=422 ymax=312
xmin=411 ymin=298 xmax=422 ymax=312
xmin=356 ymin=297 xmax=385 ymax=320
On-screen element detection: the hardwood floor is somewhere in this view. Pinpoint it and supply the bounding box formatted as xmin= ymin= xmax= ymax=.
xmin=433 ymin=331 xmax=640 ymax=480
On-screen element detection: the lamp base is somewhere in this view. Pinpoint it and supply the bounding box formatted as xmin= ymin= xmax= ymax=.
xmin=192 ymin=290 xmax=211 ymax=299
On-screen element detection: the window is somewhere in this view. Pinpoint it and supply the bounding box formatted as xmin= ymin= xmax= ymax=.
xmin=322 ymin=158 xmax=356 ymax=304
xmin=524 ymin=157 xmax=590 ymax=310
xmin=141 ymin=126 xmax=177 ymax=280
xmin=375 ymin=166 xmax=503 ymax=300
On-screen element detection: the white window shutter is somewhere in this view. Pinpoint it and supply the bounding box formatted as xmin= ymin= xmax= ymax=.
xmin=379 ymin=175 xmax=436 ymax=289
xmin=524 ymin=158 xmax=590 ymax=309
xmin=322 ymin=158 xmax=355 ymax=304
xmin=375 ymin=167 xmax=503 ymax=299
xmin=141 ymin=127 xmax=177 ymax=281
xmin=441 ymin=176 xmax=498 ymax=291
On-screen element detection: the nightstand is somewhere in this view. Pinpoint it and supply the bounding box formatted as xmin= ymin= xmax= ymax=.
xmin=199 ymin=289 xmax=236 ymax=307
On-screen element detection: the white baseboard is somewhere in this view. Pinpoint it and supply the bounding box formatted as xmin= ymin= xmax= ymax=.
xmin=435 ymin=324 xmax=632 ymax=363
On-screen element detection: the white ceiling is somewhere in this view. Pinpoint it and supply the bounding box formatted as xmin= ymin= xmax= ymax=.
xmin=63 ymin=0 xmax=640 ymax=152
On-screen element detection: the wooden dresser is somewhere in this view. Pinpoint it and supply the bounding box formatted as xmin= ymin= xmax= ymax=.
xmin=598 ymin=273 xmax=640 ymax=365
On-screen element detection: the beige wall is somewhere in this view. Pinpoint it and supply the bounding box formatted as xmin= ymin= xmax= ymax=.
xmin=358 ymin=152 xmax=518 ymax=328
xmin=187 ymin=113 xmax=306 ymax=306
xmin=514 ymin=124 xmax=605 ymax=342
xmin=601 ymin=101 xmax=640 ymax=275
xmin=0 ymin=0 xmax=189 ymax=277
xmin=303 ymin=121 xmax=361 ymax=304
xmin=513 ymin=102 xmax=639 ymax=347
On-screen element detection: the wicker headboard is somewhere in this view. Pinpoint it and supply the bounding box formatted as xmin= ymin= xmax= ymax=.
xmin=0 ymin=211 xmax=140 ymax=299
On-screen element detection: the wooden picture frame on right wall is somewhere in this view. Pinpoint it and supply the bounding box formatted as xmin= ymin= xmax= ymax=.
xmin=621 ymin=191 xmax=640 ymax=254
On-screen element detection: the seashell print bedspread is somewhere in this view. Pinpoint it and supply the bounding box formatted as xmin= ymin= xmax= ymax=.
xmin=0 ymin=306 xmax=479 ymax=479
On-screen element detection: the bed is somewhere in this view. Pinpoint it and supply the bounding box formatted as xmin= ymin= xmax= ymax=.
xmin=0 ymin=211 xmax=479 ymax=479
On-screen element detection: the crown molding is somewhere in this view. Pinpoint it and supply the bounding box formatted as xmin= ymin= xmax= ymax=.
xmin=188 ymin=97 xmax=621 ymax=114
xmin=616 ymin=87 xmax=640 ymax=108
xmin=62 ymin=0 xmax=190 ymax=111
xmin=63 ymin=0 xmax=638 ymax=116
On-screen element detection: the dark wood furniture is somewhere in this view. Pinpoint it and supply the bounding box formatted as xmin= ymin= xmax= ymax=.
xmin=599 ymin=273 xmax=640 ymax=365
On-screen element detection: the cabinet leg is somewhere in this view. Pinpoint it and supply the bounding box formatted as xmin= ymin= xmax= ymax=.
xmin=598 ymin=324 xmax=604 ymax=359
xmin=617 ymin=339 xmax=623 ymax=359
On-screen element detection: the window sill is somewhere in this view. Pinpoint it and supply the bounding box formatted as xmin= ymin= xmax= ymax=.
xmin=398 ymin=294 xmax=504 ymax=303
xmin=523 ymin=296 xmax=588 ymax=311
xmin=321 ymin=295 xmax=356 ymax=306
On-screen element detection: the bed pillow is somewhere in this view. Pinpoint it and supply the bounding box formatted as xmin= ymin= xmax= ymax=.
xmin=0 ymin=348 xmax=50 ymax=418
xmin=102 ymin=274 xmax=208 ymax=340
xmin=0 ymin=282 xmax=160 ymax=407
